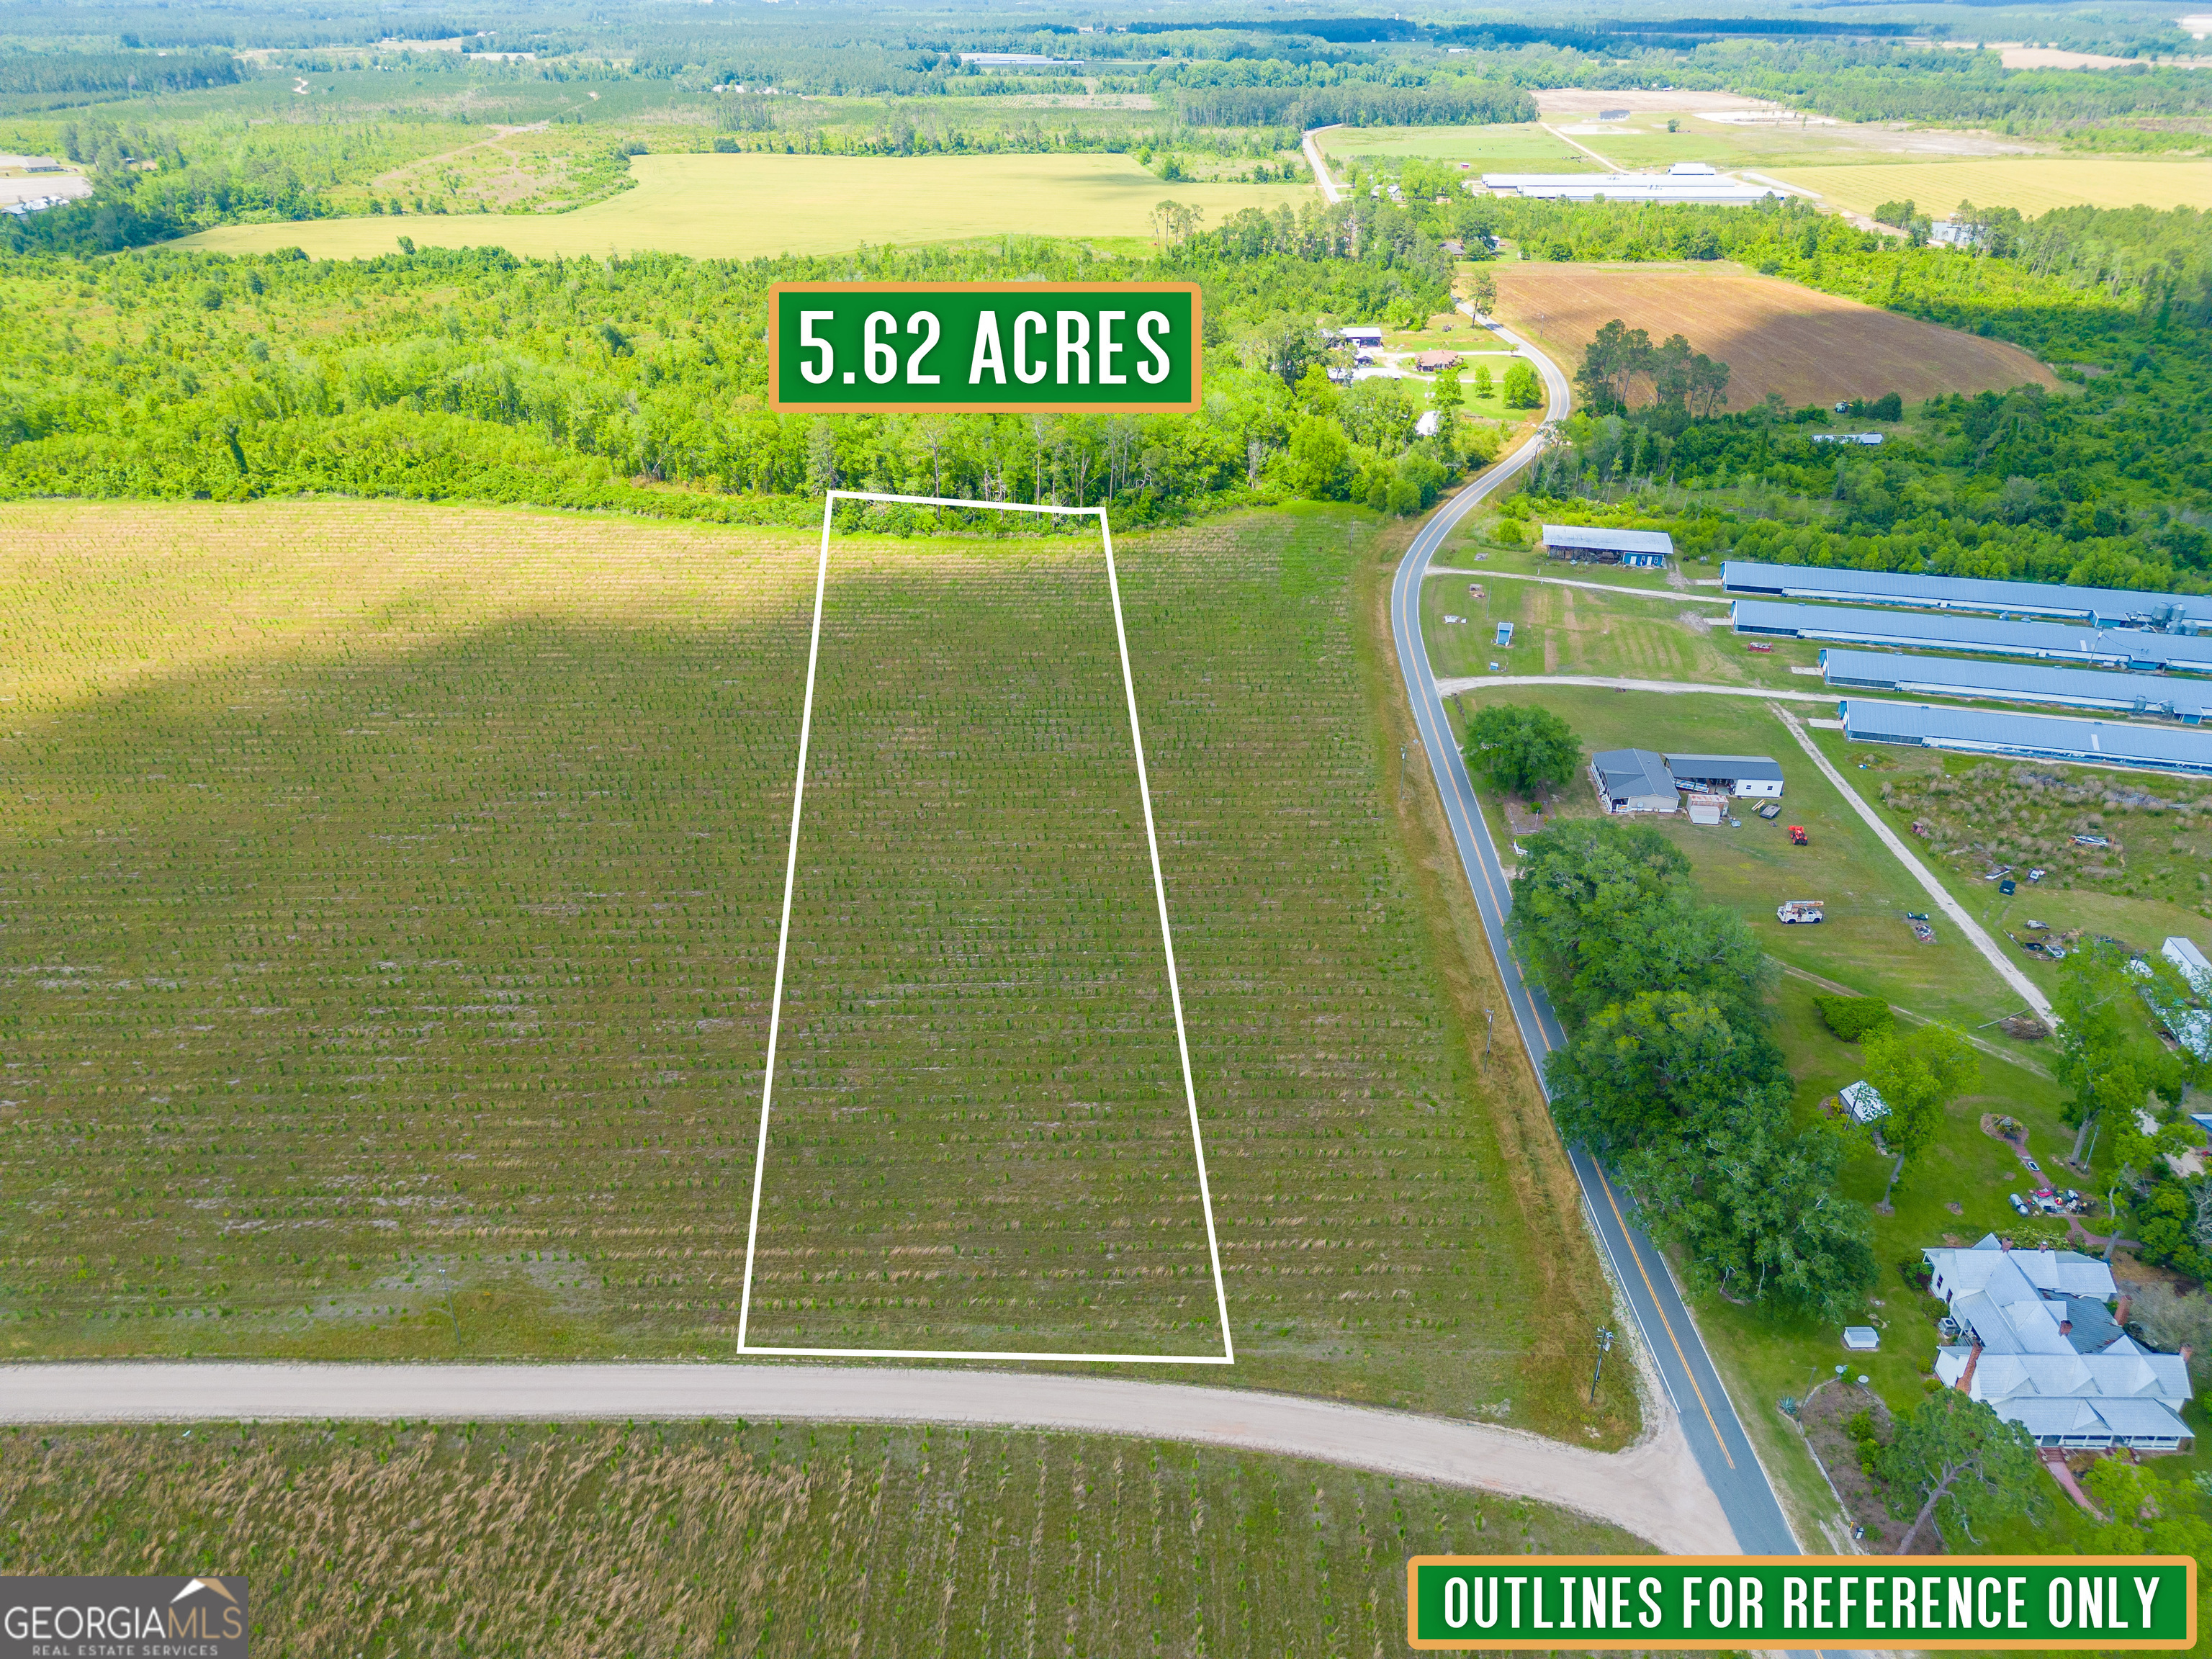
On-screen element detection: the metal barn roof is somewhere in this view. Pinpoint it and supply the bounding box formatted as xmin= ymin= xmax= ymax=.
xmin=1664 ymin=752 xmax=1786 ymax=781
xmin=1819 ymin=649 xmax=2212 ymax=722
xmin=1722 ymin=560 xmax=2212 ymax=629
xmin=1542 ymin=524 xmax=1675 ymax=555
xmin=1733 ymin=600 xmax=2212 ymax=673
xmin=1838 ymin=700 xmax=2212 ymax=776
xmin=1591 ymin=747 xmax=1678 ymax=800
xmin=1480 ymin=171 xmax=1778 ymax=204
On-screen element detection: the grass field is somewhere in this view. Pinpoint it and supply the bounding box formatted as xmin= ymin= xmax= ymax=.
xmin=167 ymin=153 xmax=1316 ymax=261
xmin=1770 ymin=157 xmax=2212 ymax=218
xmin=1492 ymin=261 xmax=2057 ymax=412
xmin=0 ymin=498 xmax=1627 ymax=1440
xmin=747 ymin=544 xmax=1214 ymax=1357
xmin=0 ymin=1419 xmax=1647 ymax=1657
xmin=1320 ymin=124 xmax=1597 ymax=168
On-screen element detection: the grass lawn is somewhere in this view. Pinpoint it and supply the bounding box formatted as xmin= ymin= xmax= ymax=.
xmin=0 ymin=498 xmax=1629 ymax=1442
xmin=1439 ymin=680 xmax=2162 ymax=1542
xmin=168 ymin=152 xmax=1317 ymax=261
xmin=0 ymin=1419 xmax=1648 ymax=1655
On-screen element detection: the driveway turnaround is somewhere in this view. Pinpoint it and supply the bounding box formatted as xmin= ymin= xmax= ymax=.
xmin=1388 ymin=341 xmax=1808 ymax=1559
xmin=0 ymin=1362 xmax=1738 ymax=1554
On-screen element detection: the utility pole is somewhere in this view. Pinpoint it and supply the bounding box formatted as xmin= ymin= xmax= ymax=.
xmin=1483 ymin=1007 xmax=1493 ymax=1057
xmin=1589 ymin=1326 xmax=1614 ymax=1404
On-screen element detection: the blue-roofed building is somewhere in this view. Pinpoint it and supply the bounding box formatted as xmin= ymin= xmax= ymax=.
xmin=1820 ymin=649 xmax=2212 ymax=723
xmin=1723 ymin=560 xmax=2212 ymax=631
xmin=1734 ymin=600 xmax=2212 ymax=674
xmin=1839 ymin=699 xmax=2212 ymax=776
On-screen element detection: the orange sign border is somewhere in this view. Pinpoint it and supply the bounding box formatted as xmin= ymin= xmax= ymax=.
xmin=767 ymin=280 xmax=1204 ymax=415
xmin=1405 ymin=1555 xmax=2199 ymax=1651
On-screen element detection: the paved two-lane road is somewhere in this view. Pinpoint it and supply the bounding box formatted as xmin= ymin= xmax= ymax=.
xmin=1388 ymin=323 xmax=1804 ymax=1557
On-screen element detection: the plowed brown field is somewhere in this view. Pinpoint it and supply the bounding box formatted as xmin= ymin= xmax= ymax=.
xmin=1493 ymin=261 xmax=2056 ymax=412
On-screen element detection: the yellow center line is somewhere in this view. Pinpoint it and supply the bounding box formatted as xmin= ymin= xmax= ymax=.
xmin=1423 ymin=713 xmax=1739 ymax=1474
xmin=1598 ymin=1164 xmax=1735 ymax=1470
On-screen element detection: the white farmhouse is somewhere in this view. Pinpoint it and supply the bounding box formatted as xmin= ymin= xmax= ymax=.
xmin=1924 ymin=1234 xmax=2193 ymax=1452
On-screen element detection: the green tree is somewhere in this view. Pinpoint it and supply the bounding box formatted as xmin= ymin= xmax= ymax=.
xmin=1510 ymin=819 xmax=1773 ymax=1029
xmin=2053 ymin=945 xmax=2188 ymax=1169
xmin=1282 ymin=415 xmax=1351 ymax=500
xmin=1624 ymin=1106 xmax=1874 ymax=1316
xmin=1880 ymin=1390 xmax=2040 ymax=1553
xmin=1547 ymin=990 xmax=1786 ymax=1155
xmin=1462 ymin=701 xmax=1577 ymax=796
xmin=1861 ymin=1022 xmax=1979 ymax=1192
xmin=1473 ymin=363 xmax=1494 ymax=400
xmin=1502 ymin=359 xmax=1542 ymax=409
xmin=1433 ymin=363 xmax=1463 ymax=421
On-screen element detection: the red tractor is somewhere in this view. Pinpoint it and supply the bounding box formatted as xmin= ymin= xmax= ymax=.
xmin=1788 ymin=825 xmax=1809 ymax=846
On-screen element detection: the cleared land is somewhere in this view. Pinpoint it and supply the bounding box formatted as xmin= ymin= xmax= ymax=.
xmin=1770 ymin=157 xmax=2212 ymax=217
xmin=0 ymin=499 xmax=1623 ymax=1438
xmin=168 ymin=152 xmax=1316 ymax=260
xmin=1321 ymin=123 xmax=1597 ymax=167
xmin=1491 ymin=261 xmax=2056 ymax=411
xmin=748 ymin=547 xmax=1213 ymax=1357
xmin=0 ymin=1419 xmax=1646 ymax=1655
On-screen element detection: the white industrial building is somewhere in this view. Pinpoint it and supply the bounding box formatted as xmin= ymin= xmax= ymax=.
xmin=1541 ymin=524 xmax=1673 ymax=567
xmin=1723 ymin=559 xmax=2212 ymax=631
xmin=1480 ymin=161 xmax=1779 ymax=204
xmin=1663 ymin=753 xmax=1784 ymax=797
xmin=1820 ymin=649 xmax=2212 ymax=724
xmin=1924 ymin=1236 xmax=2193 ymax=1452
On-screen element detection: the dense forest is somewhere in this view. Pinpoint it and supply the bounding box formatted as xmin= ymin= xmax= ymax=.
xmin=0 ymin=202 xmax=1483 ymax=526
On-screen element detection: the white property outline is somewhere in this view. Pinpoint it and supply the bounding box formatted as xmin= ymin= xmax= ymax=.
xmin=734 ymin=490 xmax=1235 ymax=1366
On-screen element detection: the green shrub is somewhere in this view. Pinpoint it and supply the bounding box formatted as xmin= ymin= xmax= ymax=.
xmin=1815 ymin=995 xmax=1894 ymax=1042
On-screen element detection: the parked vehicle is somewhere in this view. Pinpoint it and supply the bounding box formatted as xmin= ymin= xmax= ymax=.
xmin=1777 ymin=900 xmax=1826 ymax=924
xmin=1788 ymin=825 xmax=1809 ymax=845
xmin=1746 ymin=642 xmax=1773 ymax=653
xmin=2074 ymin=834 xmax=2110 ymax=848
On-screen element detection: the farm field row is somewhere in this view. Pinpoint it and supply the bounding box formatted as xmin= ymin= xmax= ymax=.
xmin=168 ymin=152 xmax=1316 ymax=261
xmin=1490 ymin=261 xmax=2056 ymax=413
xmin=748 ymin=547 xmax=1211 ymax=1358
xmin=0 ymin=499 xmax=1625 ymax=1441
xmin=0 ymin=1419 xmax=1646 ymax=1655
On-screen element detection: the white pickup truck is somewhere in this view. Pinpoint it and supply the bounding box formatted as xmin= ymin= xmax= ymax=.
xmin=1776 ymin=900 xmax=1825 ymax=924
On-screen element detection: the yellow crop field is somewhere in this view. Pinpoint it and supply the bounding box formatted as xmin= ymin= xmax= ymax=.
xmin=171 ymin=152 xmax=1316 ymax=261
xmin=1769 ymin=157 xmax=2212 ymax=217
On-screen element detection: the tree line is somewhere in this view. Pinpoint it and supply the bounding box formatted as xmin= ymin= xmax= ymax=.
xmin=1507 ymin=817 xmax=1876 ymax=1316
xmin=0 ymin=203 xmax=1491 ymax=526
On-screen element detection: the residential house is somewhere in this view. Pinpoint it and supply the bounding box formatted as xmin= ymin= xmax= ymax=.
xmin=1924 ymin=1234 xmax=2193 ymax=1451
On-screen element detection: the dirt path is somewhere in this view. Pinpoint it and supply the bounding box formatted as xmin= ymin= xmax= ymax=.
xmin=0 ymin=1362 xmax=1738 ymax=1554
xmin=1770 ymin=701 xmax=2056 ymax=1023
xmin=1776 ymin=962 xmax=2054 ymax=1080
xmin=1302 ymin=125 xmax=1344 ymax=204
xmin=1429 ymin=569 xmax=1734 ymax=605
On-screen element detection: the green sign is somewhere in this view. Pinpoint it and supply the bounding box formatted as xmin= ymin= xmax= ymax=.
xmin=1406 ymin=1558 xmax=2196 ymax=1650
xmin=768 ymin=282 xmax=1200 ymax=414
